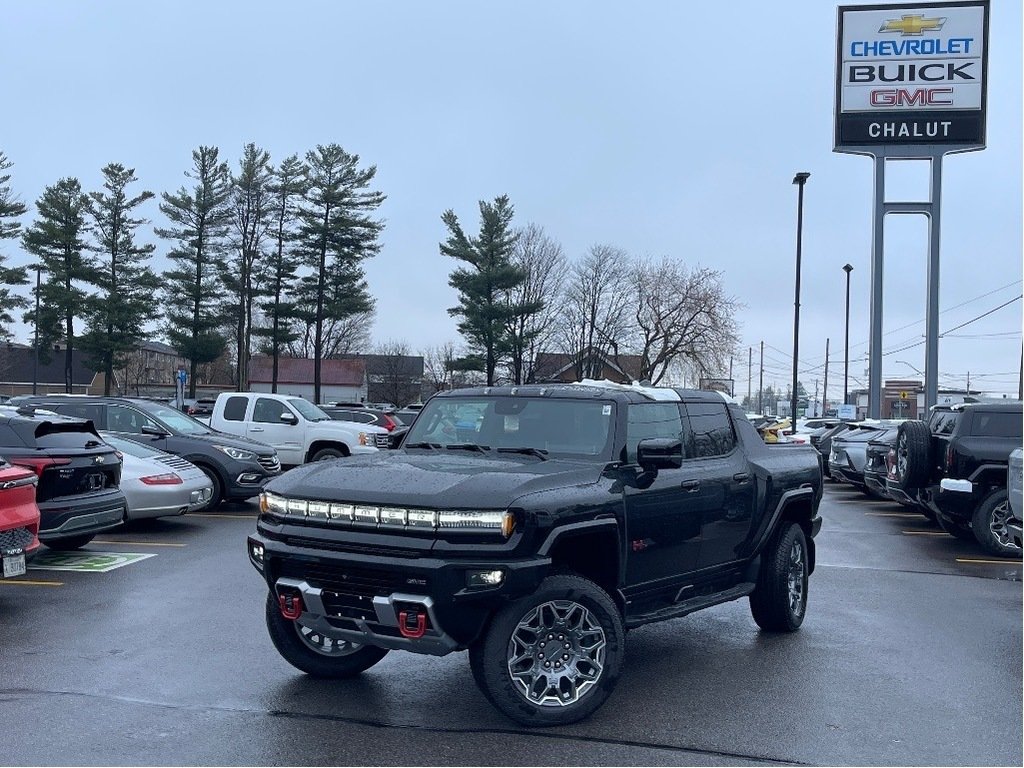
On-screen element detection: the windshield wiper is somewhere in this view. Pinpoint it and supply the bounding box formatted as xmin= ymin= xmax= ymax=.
xmin=445 ymin=443 xmax=491 ymax=453
xmin=496 ymin=447 xmax=549 ymax=461
xmin=405 ymin=441 xmax=443 ymax=450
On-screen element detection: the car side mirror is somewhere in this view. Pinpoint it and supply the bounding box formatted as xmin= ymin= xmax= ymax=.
xmin=280 ymin=412 xmax=299 ymax=425
xmin=636 ymin=438 xmax=683 ymax=471
xmin=141 ymin=424 xmax=169 ymax=438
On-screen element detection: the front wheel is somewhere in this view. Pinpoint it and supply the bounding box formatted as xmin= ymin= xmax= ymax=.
xmin=469 ymin=574 xmax=624 ymax=727
xmin=750 ymin=522 xmax=808 ymax=632
xmin=310 ymin=447 xmax=345 ymax=462
xmin=264 ymin=592 xmax=389 ymax=678
xmin=972 ymin=490 xmax=1022 ymax=558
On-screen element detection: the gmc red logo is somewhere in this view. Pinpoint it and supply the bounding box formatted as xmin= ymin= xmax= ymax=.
xmin=869 ymin=87 xmax=954 ymax=107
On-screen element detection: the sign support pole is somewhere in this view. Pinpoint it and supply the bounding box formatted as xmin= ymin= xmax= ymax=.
xmin=868 ymin=156 xmax=885 ymax=419
xmin=925 ymin=156 xmax=943 ymax=412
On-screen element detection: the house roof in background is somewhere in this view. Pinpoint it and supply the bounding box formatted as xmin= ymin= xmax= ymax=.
xmin=534 ymin=351 xmax=644 ymax=382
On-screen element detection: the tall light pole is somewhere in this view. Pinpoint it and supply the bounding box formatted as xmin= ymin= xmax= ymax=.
xmin=32 ymin=265 xmax=41 ymax=396
xmin=843 ymin=263 xmax=854 ymax=405
xmin=791 ymin=172 xmax=810 ymax=432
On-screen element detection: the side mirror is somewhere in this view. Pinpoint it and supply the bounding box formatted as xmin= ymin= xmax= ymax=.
xmin=141 ymin=424 xmax=169 ymax=438
xmin=636 ymin=437 xmax=683 ymax=471
xmin=280 ymin=412 xmax=299 ymax=425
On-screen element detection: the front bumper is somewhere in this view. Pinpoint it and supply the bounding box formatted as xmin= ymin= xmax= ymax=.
xmin=248 ymin=529 xmax=550 ymax=654
xmin=224 ymin=456 xmax=281 ymax=501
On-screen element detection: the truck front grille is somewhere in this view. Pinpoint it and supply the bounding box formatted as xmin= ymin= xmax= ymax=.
xmin=277 ymin=560 xmax=427 ymax=621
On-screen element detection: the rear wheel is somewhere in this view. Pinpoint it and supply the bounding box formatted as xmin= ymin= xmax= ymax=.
xmin=972 ymin=490 xmax=1021 ymax=558
xmin=264 ymin=592 xmax=388 ymax=677
xmin=750 ymin=522 xmax=808 ymax=632
xmin=45 ymin=534 xmax=94 ymax=550
xmin=469 ymin=574 xmax=624 ymax=727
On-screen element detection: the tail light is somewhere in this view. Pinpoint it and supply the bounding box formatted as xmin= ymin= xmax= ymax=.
xmin=140 ymin=473 xmax=183 ymax=485
xmin=382 ymin=415 xmax=396 ymax=432
xmin=187 ymin=407 xmax=197 ymax=415
xmin=10 ymin=456 xmax=72 ymax=478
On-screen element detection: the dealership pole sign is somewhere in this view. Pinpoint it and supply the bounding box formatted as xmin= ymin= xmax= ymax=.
xmin=833 ymin=1 xmax=988 ymax=419
xmin=835 ymin=1 xmax=989 ymax=151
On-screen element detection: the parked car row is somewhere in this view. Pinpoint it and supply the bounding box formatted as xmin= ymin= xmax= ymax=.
xmin=818 ymin=402 xmax=1023 ymax=559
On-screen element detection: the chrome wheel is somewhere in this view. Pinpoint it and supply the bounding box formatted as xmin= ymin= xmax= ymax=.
xmin=294 ymin=621 xmax=364 ymax=657
xmin=896 ymin=433 xmax=908 ymax=479
xmin=787 ymin=539 xmax=806 ymax=617
xmin=507 ymin=600 xmax=606 ymax=707
xmin=989 ymin=501 xmax=1016 ymax=550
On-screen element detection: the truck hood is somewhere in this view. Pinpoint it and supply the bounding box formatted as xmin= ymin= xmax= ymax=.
xmin=266 ymin=450 xmax=605 ymax=509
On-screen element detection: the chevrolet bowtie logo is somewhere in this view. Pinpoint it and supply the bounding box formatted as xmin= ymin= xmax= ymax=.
xmin=879 ymin=14 xmax=947 ymax=35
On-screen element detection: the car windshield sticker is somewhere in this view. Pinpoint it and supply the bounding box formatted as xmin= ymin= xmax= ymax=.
xmin=602 ymin=405 xmax=612 ymax=416
xmin=28 ymin=551 xmax=155 ymax=573
xmin=504 ymin=415 xmax=519 ymax=432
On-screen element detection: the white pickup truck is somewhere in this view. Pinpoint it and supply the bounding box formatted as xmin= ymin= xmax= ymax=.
xmin=208 ymin=392 xmax=388 ymax=466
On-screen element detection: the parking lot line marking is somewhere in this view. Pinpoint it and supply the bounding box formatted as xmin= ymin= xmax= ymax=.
xmin=865 ymin=512 xmax=923 ymax=518
xmin=0 ymin=578 xmax=63 ymax=586
xmin=189 ymin=513 xmax=256 ymax=520
xmin=902 ymin=530 xmax=949 ymax=536
xmin=955 ymin=557 xmax=1022 ymax=565
xmin=91 ymin=540 xmax=186 ymax=547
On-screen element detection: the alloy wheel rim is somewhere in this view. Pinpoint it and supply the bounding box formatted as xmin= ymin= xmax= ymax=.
xmin=787 ymin=540 xmax=806 ymax=617
xmin=507 ymin=599 xmax=606 ymax=707
xmin=294 ymin=621 xmax=363 ymax=656
xmin=989 ymin=501 xmax=1019 ymax=551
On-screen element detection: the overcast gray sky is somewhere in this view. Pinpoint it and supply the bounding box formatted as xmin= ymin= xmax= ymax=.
xmin=2 ymin=0 xmax=1021 ymax=399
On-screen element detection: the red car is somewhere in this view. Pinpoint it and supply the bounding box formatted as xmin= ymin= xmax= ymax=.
xmin=0 ymin=458 xmax=41 ymax=579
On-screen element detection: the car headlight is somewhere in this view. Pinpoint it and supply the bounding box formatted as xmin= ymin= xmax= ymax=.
xmin=213 ymin=445 xmax=257 ymax=461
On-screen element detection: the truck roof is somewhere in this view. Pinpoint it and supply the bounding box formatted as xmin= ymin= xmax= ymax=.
xmin=432 ymin=381 xmax=732 ymax=405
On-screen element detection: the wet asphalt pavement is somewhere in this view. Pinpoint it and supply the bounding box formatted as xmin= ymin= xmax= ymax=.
xmin=1 ymin=483 xmax=1021 ymax=766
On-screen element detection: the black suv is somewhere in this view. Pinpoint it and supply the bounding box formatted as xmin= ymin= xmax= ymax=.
xmin=891 ymin=401 xmax=1023 ymax=557
xmin=0 ymin=405 xmax=126 ymax=549
xmin=248 ymin=384 xmax=822 ymax=726
xmin=18 ymin=396 xmax=281 ymax=507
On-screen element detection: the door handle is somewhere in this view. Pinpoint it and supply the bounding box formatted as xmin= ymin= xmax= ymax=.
xmin=250 ymin=427 xmax=265 ymax=432
xmin=680 ymin=480 xmax=700 ymax=492
xmin=733 ymin=472 xmax=750 ymax=483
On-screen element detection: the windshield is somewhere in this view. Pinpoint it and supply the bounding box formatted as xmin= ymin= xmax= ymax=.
xmin=101 ymin=432 xmax=166 ymax=459
xmin=145 ymin=404 xmax=214 ymax=435
xmin=404 ymin=397 xmax=615 ymax=459
xmin=289 ymin=398 xmax=330 ymax=422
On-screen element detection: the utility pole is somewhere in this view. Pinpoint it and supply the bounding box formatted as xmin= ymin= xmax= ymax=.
xmin=758 ymin=341 xmax=764 ymax=414
xmin=822 ymin=338 xmax=830 ymax=419
xmin=747 ymin=346 xmax=752 ymax=407
xmin=791 ymin=172 xmax=810 ymax=432
xmin=966 ymin=370 xmax=970 ymax=394
xmin=813 ymin=378 xmax=819 ymax=417
xmin=32 ymin=265 xmax=41 ymax=396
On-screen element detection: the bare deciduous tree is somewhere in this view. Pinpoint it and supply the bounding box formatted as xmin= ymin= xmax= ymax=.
xmin=506 ymin=224 xmax=566 ymax=384
xmin=422 ymin=341 xmax=457 ymax=395
xmin=286 ymin=311 xmax=373 ymax=360
xmin=373 ymin=338 xmax=420 ymax=407
xmin=630 ymin=259 xmax=740 ymax=385
xmin=557 ymin=245 xmax=632 ymax=379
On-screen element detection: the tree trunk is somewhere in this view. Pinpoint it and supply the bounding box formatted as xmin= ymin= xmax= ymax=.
xmin=313 ymin=207 xmax=330 ymax=404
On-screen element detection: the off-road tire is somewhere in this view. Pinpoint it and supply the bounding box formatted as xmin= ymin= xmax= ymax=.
xmin=750 ymin=522 xmax=809 ymax=632
xmin=972 ymin=489 xmax=1022 ymax=558
xmin=468 ymin=574 xmax=624 ymax=727
xmin=264 ymin=592 xmax=388 ymax=678
xmin=45 ymin=534 xmax=94 ymax=550
xmin=895 ymin=421 xmax=932 ymax=490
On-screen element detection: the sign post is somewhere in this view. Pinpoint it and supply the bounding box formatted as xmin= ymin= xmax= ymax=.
xmin=175 ymin=366 xmax=187 ymax=412
xmin=834 ymin=1 xmax=989 ymax=417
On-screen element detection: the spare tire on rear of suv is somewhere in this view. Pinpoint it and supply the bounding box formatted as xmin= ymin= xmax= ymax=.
xmin=895 ymin=420 xmax=932 ymax=490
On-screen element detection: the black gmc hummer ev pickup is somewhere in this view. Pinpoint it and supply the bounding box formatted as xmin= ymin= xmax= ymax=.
xmin=248 ymin=383 xmax=823 ymax=726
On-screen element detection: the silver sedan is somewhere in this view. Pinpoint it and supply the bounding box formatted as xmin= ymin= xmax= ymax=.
xmin=102 ymin=433 xmax=214 ymax=520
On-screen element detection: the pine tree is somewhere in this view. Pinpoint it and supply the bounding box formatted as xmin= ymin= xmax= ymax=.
xmin=0 ymin=152 xmax=28 ymax=341
xmin=81 ymin=164 xmax=160 ymax=396
xmin=441 ymin=195 xmax=523 ymax=385
xmin=296 ymin=144 xmax=385 ymax=403
xmin=254 ymin=154 xmax=306 ymax=392
xmin=225 ymin=143 xmax=272 ymax=390
xmin=22 ymin=178 xmax=95 ymax=392
xmin=156 ymin=146 xmax=232 ymax=397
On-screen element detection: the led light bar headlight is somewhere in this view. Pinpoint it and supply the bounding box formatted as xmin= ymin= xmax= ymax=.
xmin=379 ymin=507 xmax=408 ymax=527
xmin=437 ymin=510 xmax=515 ymax=538
xmin=287 ymin=499 xmax=308 ymax=516
xmin=353 ymin=505 xmax=380 ymax=527
xmin=329 ymin=503 xmax=354 ymax=522
xmin=407 ymin=509 xmax=438 ymax=528
xmin=306 ymin=501 xmax=330 ymax=519
xmin=261 ymin=492 xmax=288 ymax=516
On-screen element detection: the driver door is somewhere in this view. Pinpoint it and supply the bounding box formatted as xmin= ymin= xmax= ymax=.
xmin=247 ymin=398 xmax=304 ymax=465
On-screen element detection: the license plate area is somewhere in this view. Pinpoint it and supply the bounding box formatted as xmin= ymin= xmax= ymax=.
xmin=3 ymin=551 xmax=26 ymax=578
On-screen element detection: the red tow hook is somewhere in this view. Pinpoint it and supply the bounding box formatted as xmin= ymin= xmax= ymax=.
xmin=278 ymin=592 xmax=304 ymax=620
xmin=398 ymin=609 xmax=428 ymax=639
